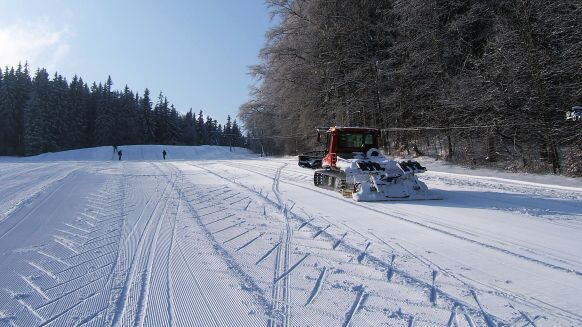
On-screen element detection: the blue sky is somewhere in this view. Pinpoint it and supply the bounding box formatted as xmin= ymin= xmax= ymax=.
xmin=0 ymin=0 xmax=271 ymax=124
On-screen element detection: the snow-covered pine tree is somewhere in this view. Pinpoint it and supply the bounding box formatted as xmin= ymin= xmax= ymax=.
xmin=180 ymin=108 xmax=198 ymax=145
xmin=117 ymin=85 xmax=140 ymax=145
xmin=94 ymin=77 xmax=115 ymax=146
xmin=153 ymin=92 xmax=167 ymax=143
xmin=0 ymin=67 xmax=17 ymax=155
xmin=0 ymin=65 xmax=31 ymax=155
xmin=232 ymin=119 xmax=243 ymax=147
xmin=204 ymin=115 xmax=218 ymax=145
xmin=140 ymin=88 xmax=154 ymax=144
xmin=2 ymin=63 xmax=249 ymax=155
xmin=50 ymin=73 xmax=71 ymax=151
xmin=14 ymin=63 xmax=32 ymax=155
xmin=197 ymin=110 xmax=206 ymax=145
xmin=68 ymin=75 xmax=90 ymax=148
xmin=168 ymin=104 xmax=181 ymax=144
xmin=24 ymin=69 xmax=51 ymax=155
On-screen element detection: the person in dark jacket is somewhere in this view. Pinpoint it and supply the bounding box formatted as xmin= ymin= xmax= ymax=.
xmin=162 ymin=149 xmax=167 ymax=160
xmin=118 ymin=150 xmax=122 ymax=160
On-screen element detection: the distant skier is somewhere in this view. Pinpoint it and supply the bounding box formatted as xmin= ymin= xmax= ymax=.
xmin=113 ymin=144 xmax=118 ymax=153
xmin=117 ymin=150 xmax=122 ymax=161
xmin=162 ymin=149 xmax=167 ymax=160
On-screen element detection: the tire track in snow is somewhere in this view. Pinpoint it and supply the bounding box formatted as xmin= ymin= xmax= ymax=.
xmin=0 ymin=164 xmax=73 ymax=222
xmin=282 ymin=223 xmax=291 ymax=327
xmin=223 ymin=228 xmax=255 ymax=244
xmin=164 ymin=176 xmax=182 ymax=327
xmin=225 ymin=161 xmax=312 ymax=185
xmin=38 ymin=292 xmax=98 ymax=327
xmin=274 ymin=253 xmax=311 ymax=284
xmin=200 ymin=163 xmax=419 ymax=323
xmin=36 ymin=275 xmax=107 ymax=311
xmin=264 ymin=164 xmax=292 ymax=327
xmin=140 ymin=162 xmax=186 ymax=326
xmin=4 ymin=171 xmax=125 ymax=326
xmin=103 ymin=167 xmax=158 ymax=310
xmin=178 ymin=163 xmax=273 ymax=325
xmin=20 ymin=275 xmax=50 ymax=300
xmin=0 ymin=310 xmax=17 ymax=327
xmin=7 ymin=289 xmax=45 ymax=322
xmin=274 ymin=163 xmax=293 ymax=327
xmin=305 ymin=266 xmax=327 ymax=305
xmin=207 ymin=162 xmax=507 ymax=324
xmin=133 ymin=174 xmax=177 ymax=327
xmin=362 ymin=203 xmax=582 ymax=276
xmin=0 ymin=163 xmax=60 ymax=182
xmin=357 ymin=242 xmax=372 ymax=264
xmin=175 ymin=239 xmax=221 ymax=326
xmin=236 ymin=232 xmax=265 ymax=251
xmin=56 ymin=249 xmax=116 ymax=275
xmin=45 ymin=262 xmax=112 ymax=292
xmin=268 ymin=230 xmax=285 ymax=327
xmin=202 ymin=213 xmax=236 ymax=226
xmin=211 ymin=221 xmax=245 ymax=235
xmin=227 ymin=162 xmax=582 ymax=276
xmin=56 ymin=228 xmax=89 ymax=240
xmin=471 ymin=290 xmax=498 ymax=327
xmin=192 ymin=162 xmax=496 ymax=325
xmin=272 ymin=164 xmax=286 ymax=208
xmin=35 ymin=179 xmax=124 ymax=325
xmin=0 ymin=170 xmax=77 ymax=241
xmin=229 ymin=195 xmax=250 ymax=205
xmin=256 ymin=242 xmax=281 ymax=265
xmin=312 ymin=224 xmax=331 ymax=239
xmin=198 ymin=207 xmax=230 ymax=218
xmin=28 ymin=261 xmax=59 ymax=281
xmin=298 ymin=218 xmax=314 ymax=231
xmin=110 ymin=172 xmax=175 ymax=327
xmin=341 ymin=286 xmax=366 ymax=327
xmin=333 ymin=232 xmax=348 ymax=250
xmin=76 ymin=306 xmax=108 ymax=326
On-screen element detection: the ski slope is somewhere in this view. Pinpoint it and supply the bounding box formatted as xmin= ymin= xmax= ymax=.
xmin=0 ymin=145 xmax=581 ymax=326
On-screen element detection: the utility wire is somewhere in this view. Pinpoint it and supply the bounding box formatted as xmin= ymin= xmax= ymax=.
xmin=246 ymin=134 xmax=305 ymax=140
xmin=245 ymin=123 xmax=547 ymax=140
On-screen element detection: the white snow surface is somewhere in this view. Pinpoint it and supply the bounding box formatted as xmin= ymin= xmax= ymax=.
xmin=0 ymin=145 xmax=581 ymax=326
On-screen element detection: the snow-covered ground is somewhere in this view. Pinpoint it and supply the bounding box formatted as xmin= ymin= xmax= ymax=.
xmin=0 ymin=145 xmax=580 ymax=326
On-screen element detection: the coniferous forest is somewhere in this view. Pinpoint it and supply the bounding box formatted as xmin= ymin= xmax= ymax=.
xmin=240 ymin=0 xmax=582 ymax=176
xmin=0 ymin=64 xmax=245 ymax=156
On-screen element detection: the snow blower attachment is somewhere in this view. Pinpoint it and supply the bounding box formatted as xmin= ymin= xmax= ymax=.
xmin=311 ymin=127 xmax=440 ymax=201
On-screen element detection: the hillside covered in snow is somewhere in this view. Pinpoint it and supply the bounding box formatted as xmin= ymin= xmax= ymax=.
xmin=0 ymin=145 xmax=581 ymax=326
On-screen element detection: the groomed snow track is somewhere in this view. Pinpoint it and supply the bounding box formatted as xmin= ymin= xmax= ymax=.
xmin=0 ymin=146 xmax=581 ymax=326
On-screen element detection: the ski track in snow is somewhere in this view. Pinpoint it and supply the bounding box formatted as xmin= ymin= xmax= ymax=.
xmin=215 ymin=159 xmax=582 ymax=325
xmin=0 ymin=146 xmax=581 ymax=326
xmin=226 ymin=161 xmax=582 ymax=273
xmin=189 ymin=162 xmax=484 ymax=325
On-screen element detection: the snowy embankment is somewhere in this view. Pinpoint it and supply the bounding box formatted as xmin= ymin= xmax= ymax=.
xmin=0 ymin=145 xmax=581 ymax=326
xmin=0 ymin=144 xmax=253 ymax=162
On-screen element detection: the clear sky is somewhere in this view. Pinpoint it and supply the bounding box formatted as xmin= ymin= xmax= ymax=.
xmin=0 ymin=0 xmax=271 ymax=124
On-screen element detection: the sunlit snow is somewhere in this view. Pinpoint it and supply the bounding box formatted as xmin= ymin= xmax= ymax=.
xmin=0 ymin=145 xmax=580 ymax=326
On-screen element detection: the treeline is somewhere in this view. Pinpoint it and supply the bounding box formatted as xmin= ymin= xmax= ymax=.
xmin=0 ymin=63 xmax=245 ymax=156
xmin=240 ymin=0 xmax=582 ymax=175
